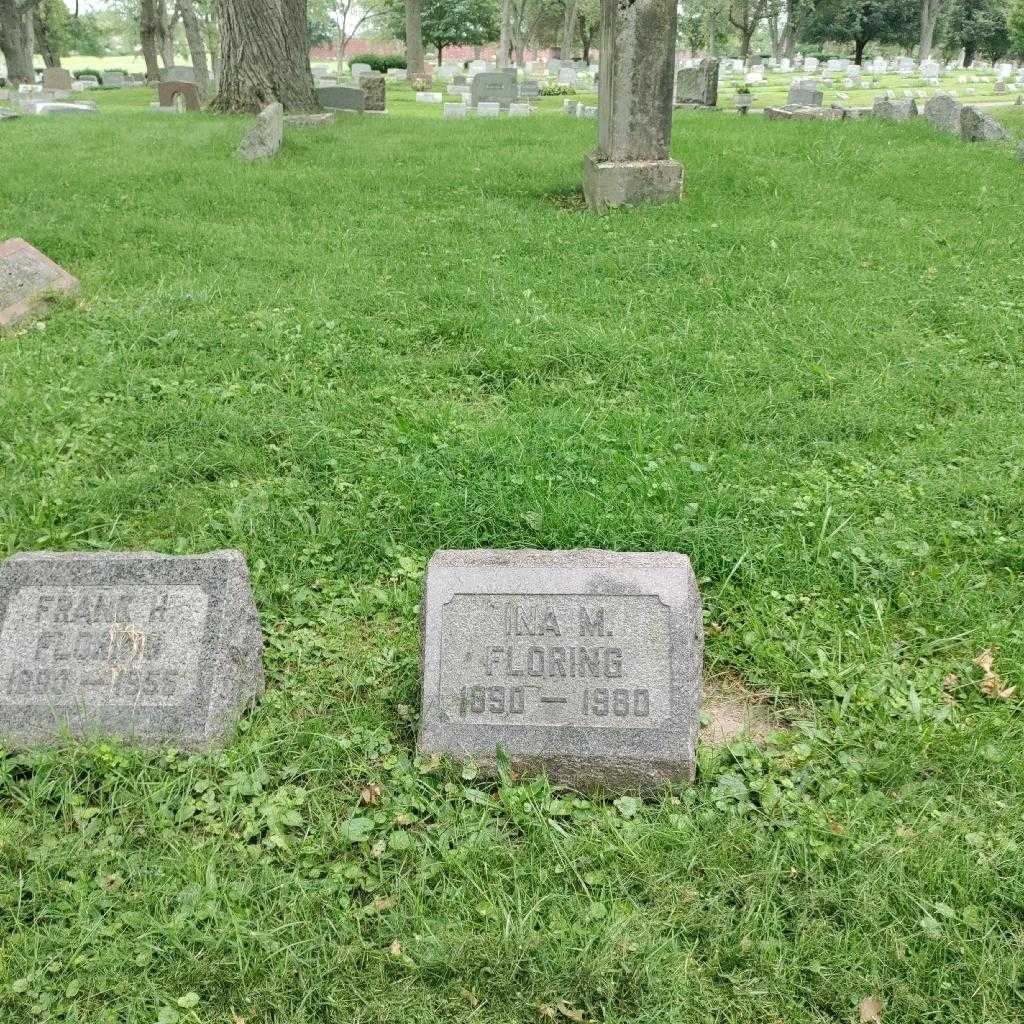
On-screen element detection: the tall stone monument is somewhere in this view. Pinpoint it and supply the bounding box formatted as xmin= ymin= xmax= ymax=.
xmin=583 ymin=0 xmax=682 ymax=212
xmin=418 ymin=549 xmax=703 ymax=793
xmin=0 ymin=550 xmax=264 ymax=750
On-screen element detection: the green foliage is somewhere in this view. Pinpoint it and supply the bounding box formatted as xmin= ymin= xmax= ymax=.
xmin=355 ymin=51 xmax=408 ymax=72
xmin=382 ymin=0 xmax=500 ymax=58
xmin=944 ymin=0 xmax=1012 ymax=62
xmin=1010 ymin=0 xmax=1024 ymax=53
xmin=1 ymin=86 xmax=1023 ymax=1023
xmin=801 ymin=0 xmax=918 ymax=58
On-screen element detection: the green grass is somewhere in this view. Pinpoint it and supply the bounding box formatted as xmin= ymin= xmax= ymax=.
xmin=2 ymin=87 xmax=1024 ymax=1024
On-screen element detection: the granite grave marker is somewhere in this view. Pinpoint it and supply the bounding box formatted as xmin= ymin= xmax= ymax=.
xmin=1 ymin=238 xmax=79 ymax=329
xmin=0 ymin=550 xmax=264 ymax=749
xmin=418 ymin=549 xmax=703 ymax=792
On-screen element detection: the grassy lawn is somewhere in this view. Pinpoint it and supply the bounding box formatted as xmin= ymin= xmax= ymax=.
xmin=2 ymin=86 xmax=1024 ymax=1024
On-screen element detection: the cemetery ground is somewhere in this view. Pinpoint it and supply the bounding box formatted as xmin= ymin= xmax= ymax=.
xmin=2 ymin=86 xmax=1024 ymax=1024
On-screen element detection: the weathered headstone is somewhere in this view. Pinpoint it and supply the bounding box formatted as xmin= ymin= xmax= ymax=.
xmin=157 ymin=80 xmax=202 ymax=111
xmin=237 ymin=102 xmax=283 ymax=161
xmin=470 ymin=71 xmax=518 ymax=108
xmin=105 ymin=71 xmax=127 ymax=87
xmin=1 ymin=238 xmax=79 ymax=329
xmin=42 ymin=68 xmax=72 ymax=91
xmin=873 ymin=96 xmax=917 ymax=121
xmin=584 ymin=0 xmax=682 ymax=212
xmin=960 ymin=104 xmax=1009 ymax=142
xmin=317 ymin=85 xmax=365 ymax=112
xmin=508 ymin=102 xmax=532 ymax=116
xmin=360 ymin=72 xmax=386 ymax=112
xmin=415 ymin=91 xmax=443 ymax=104
xmin=443 ymin=102 xmax=468 ymax=119
xmin=674 ymin=58 xmax=720 ymax=107
xmin=476 ymin=101 xmax=501 ymax=117
xmin=787 ymin=81 xmax=823 ymax=107
xmin=418 ymin=549 xmax=703 ymax=792
xmin=350 ymin=62 xmax=371 ymax=78
xmin=923 ymin=93 xmax=961 ymax=133
xmin=0 ymin=550 xmax=264 ymax=749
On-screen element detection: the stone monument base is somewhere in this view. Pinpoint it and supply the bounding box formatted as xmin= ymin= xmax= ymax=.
xmin=582 ymin=152 xmax=682 ymax=213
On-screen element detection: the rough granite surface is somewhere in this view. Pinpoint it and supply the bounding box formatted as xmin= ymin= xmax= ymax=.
xmin=418 ymin=549 xmax=703 ymax=794
xmin=0 ymin=549 xmax=264 ymax=750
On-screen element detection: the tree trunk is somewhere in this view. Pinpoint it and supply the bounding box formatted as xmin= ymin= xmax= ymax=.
xmin=33 ymin=8 xmax=61 ymax=66
xmin=767 ymin=14 xmax=780 ymax=58
xmin=177 ymin=0 xmax=209 ymax=93
xmin=210 ymin=0 xmax=319 ymax=113
xmin=437 ymin=43 xmax=443 ymax=65
xmin=139 ymin=0 xmax=163 ymax=81
xmin=498 ymin=0 xmax=511 ymax=66
xmin=0 ymin=0 xmax=38 ymax=84
xmin=560 ymin=0 xmax=577 ymax=59
xmin=919 ymin=0 xmax=940 ymax=59
xmin=706 ymin=5 xmax=717 ymax=56
xmin=963 ymin=42 xmax=975 ymax=65
xmin=159 ymin=0 xmax=175 ymax=68
xmin=405 ymin=0 xmax=425 ymax=77
xmin=854 ymin=36 xmax=867 ymax=64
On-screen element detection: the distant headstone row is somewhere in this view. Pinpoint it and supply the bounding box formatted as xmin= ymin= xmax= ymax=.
xmin=0 ymin=535 xmax=705 ymax=792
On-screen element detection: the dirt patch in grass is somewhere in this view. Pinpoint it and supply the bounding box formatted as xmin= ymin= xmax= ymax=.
xmin=700 ymin=668 xmax=785 ymax=747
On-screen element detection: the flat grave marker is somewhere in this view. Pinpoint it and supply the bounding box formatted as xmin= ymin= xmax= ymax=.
xmin=1 ymin=238 xmax=79 ymax=329
xmin=0 ymin=550 xmax=264 ymax=750
xmin=418 ymin=549 xmax=703 ymax=793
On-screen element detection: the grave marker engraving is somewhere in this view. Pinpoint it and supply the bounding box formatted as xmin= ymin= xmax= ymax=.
xmin=0 ymin=550 xmax=264 ymax=749
xmin=418 ymin=549 xmax=703 ymax=792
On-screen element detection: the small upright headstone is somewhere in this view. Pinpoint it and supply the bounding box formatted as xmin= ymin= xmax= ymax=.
xmin=157 ymin=81 xmax=202 ymax=111
xmin=237 ymin=102 xmax=283 ymax=161
xmin=360 ymin=72 xmax=386 ymax=112
xmin=350 ymin=63 xmax=371 ymax=79
xmin=470 ymin=71 xmax=518 ymax=108
xmin=873 ymin=96 xmax=917 ymax=121
xmin=105 ymin=71 xmax=127 ymax=87
xmin=923 ymin=93 xmax=961 ymax=132
xmin=787 ymin=81 xmax=823 ymax=107
xmin=415 ymin=91 xmax=443 ymax=104
xmin=674 ymin=58 xmax=720 ymax=108
xmin=960 ymin=104 xmax=1009 ymax=142
xmin=418 ymin=549 xmax=703 ymax=793
xmin=1 ymin=237 xmax=79 ymax=329
xmin=317 ymin=85 xmax=366 ymax=112
xmin=42 ymin=68 xmax=72 ymax=91
xmin=508 ymin=102 xmax=532 ymax=116
xmin=0 ymin=550 xmax=265 ymax=750
xmin=443 ymin=102 xmax=468 ymax=119
xmin=476 ymin=101 xmax=500 ymax=117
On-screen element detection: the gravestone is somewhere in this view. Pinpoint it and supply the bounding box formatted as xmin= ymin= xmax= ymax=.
xmin=873 ymin=96 xmax=917 ymax=121
xmin=470 ymin=71 xmax=517 ymax=108
xmin=508 ymin=102 xmax=532 ymax=116
xmin=387 ymin=68 xmax=408 ymax=81
xmin=42 ymin=68 xmax=72 ymax=91
xmin=923 ymin=93 xmax=961 ymax=133
xmin=415 ymin=91 xmax=443 ymax=103
xmin=360 ymin=72 xmax=386 ymax=112
xmin=674 ymin=58 xmax=720 ymax=107
xmin=960 ymin=104 xmax=1009 ymax=142
xmin=157 ymin=81 xmax=201 ymax=111
xmin=350 ymin=62 xmax=371 ymax=78
xmin=417 ymin=549 xmax=703 ymax=793
xmin=0 ymin=550 xmax=264 ymax=749
xmin=476 ymin=101 xmax=500 ymax=117
xmin=1 ymin=238 xmax=79 ymax=329
xmin=160 ymin=66 xmax=196 ymax=84
xmin=32 ymin=102 xmax=98 ymax=116
xmin=105 ymin=71 xmax=127 ymax=87
xmin=520 ymin=80 xmax=540 ymax=98
xmin=443 ymin=102 xmax=468 ymax=118
xmin=787 ymin=81 xmax=822 ymax=107
xmin=584 ymin=0 xmax=682 ymax=212
xmin=317 ymin=85 xmax=365 ymax=112
xmin=237 ymin=102 xmax=283 ymax=161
